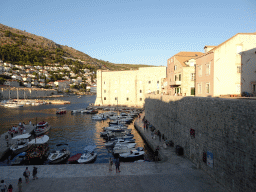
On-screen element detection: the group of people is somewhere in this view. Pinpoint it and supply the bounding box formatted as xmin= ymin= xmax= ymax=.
xmin=0 ymin=167 xmax=38 ymax=192
xmin=109 ymin=157 xmax=120 ymax=173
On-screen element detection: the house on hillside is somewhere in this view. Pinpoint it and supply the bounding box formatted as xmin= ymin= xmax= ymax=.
xmin=54 ymin=80 xmax=70 ymax=91
xmin=167 ymin=52 xmax=203 ymax=96
xmin=195 ymin=33 xmax=256 ymax=97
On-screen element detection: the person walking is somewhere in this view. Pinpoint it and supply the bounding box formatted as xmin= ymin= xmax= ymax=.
xmin=7 ymin=184 xmax=12 ymax=192
xmin=115 ymin=158 xmax=120 ymax=173
xmin=32 ymin=167 xmax=38 ymax=180
xmin=0 ymin=180 xmax=7 ymax=192
xmin=23 ymin=167 xmax=30 ymax=184
xmin=17 ymin=178 xmax=22 ymax=192
xmin=109 ymin=157 xmax=113 ymax=171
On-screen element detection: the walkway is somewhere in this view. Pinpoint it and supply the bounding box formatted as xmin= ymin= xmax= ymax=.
xmin=0 ymin=115 xmax=227 ymax=192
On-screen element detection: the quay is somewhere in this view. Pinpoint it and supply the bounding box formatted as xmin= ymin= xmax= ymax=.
xmin=0 ymin=124 xmax=36 ymax=160
xmin=0 ymin=116 xmax=226 ymax=192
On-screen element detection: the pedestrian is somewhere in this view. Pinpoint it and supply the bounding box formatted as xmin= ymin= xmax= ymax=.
xmin=23 ymin=167 xmax=30 ymax=184
xmin=32 ymin=167 xmax=38 ymax=180
xmin=154 ymin=149 xmax=159 ymax=162
xmin=109 ymin=157 xmax=113 ymax=171
xmin=115 ymin=158 xmax=120 ymax=173
xmin=0 ymin=180 xmax=7 ymax=192
xmin=29 ymin=120 xmax=31 ymax=125
xmin=7 ymin=184 xmax=12 ymax=192
xmin=17 ymin=178 xmax=22 ymax=192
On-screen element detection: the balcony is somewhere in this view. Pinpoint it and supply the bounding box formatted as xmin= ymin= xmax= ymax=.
xmin=169 ymin=81 xmax=181 ymax=86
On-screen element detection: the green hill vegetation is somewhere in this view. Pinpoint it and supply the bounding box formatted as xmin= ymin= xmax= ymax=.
xmin=0 ymin=24 xmax=152 ymax=72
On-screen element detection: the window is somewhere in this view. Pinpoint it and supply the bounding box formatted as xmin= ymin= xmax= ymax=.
xmin=206 ymin=63 xmax=210 ymax=75
xmin=198 ymin=83 xmax=202 ymax=94
xmin=157 ymin=81 xmax=159 ymax=84
xmin=174 ymin=65 xmax=177 ymax=71
xmin=191 ymin=87 xmax=195 ymax=95
xmin=253 ymin=84 xmax=256 ymax=93
xmin=104 ymin=97 xmax=106 ymax=100
xmin=104 ymin=90 xmax=106 ymax=93
xmin=179 ymin=74 xmax=181 ymax=81
xmin=175 ymin=75 xmax=178 ymax=81
xmin=140 ymin=89 xmax=142 ymax=93
xmin=140 ymin=98 xmax=142 ymax=101
xmin=198 ymin=65 xmax=202 ymax=76
xmin=148 ymin=81 xmax=151 ymax=84
xmin=171 ymin=58 xmax=173 ymax=62
xmin=126 ymin=97 xmax=129 ymax=101
xmin=206 ymin=83 xmax=210 ymax=94
xmin=237 ymin=66 xmax=241 ymax=73
xmin=157 ymin=90 xmax=159 ymax=94
xmin=191 ymin=73 xmax=195 ymax=81
xmin=115 ymin=97 xmax=118 ymax=100
xmin=104 ymin=81 xmax=106 ymax=84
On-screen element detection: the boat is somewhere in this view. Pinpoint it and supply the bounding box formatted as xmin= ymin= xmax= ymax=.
xmin=77 ymin=145 xmax=97 ymax=164
xmin=34 ymin=121 xmax=51 ymax=136
xmin=26 ymin=143 xmax=49 ymax=163
xmin=28 ymin=135 xmax=49 ymax=145
xmin=119 ymin=149 xmax=145 ymax=161
xmin=10 ymin=152 xmax=27 ymax=166
xmin=10 ymin=133 xmax=32 ymax=155
xmin=68 ymin=153 xmax=82 ymax=164
xmin=56 ymin=107 xmax=66 ymax=114
xmin=71 ymin=109 xmax=83 ymax=114
xmin=47 ymin=144 xmax=70 ymax=164
xmin=114 ymin=142 xmax=136 ymax=149
xmin=92 ymin=114 xmax=107 ymax=120
xmin=113 ymin=146 xmax=136 ymax=155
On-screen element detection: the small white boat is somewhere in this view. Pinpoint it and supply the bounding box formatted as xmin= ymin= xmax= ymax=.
xmin=71 ymin=109 xmax=83 ymax=114
xmin=28 ymin=135 xmax=49 ymax=145
xmin=113 ymin=146 xmax=136 ymax=155
xmin=10 ymin=133 xmax=32 ymax=155
xmin=119 ymin=149 xmax=145 ymax=160
xmin=114 ymin=142 xmax=136 ymax=149
xmin=48 ymin=144 xmax=70 ymax=164
xmin=77 ymin=145 xmax=97 ymax=164
xmin=77 ymin=151 xmax=97 ymax=164
xmin=34 ymin=121 xmax=51 ymax=136
xmin=92 ymin=114 xmax=107 ymax=120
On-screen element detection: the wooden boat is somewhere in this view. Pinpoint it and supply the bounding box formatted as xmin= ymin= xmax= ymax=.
xmin=68 ymin=153 xmax=83 ymax=163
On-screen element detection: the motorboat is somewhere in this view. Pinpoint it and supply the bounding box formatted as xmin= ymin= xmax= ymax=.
xmin=10 ymin=152 xmax=27 ymax=165
xmin=81 ymin=109 xmax=89 ymax=113
xmin=77 ymin=145 xmax=97 ymax=164
xmin=119 ymin=149 xmax=145 ymax=161
xmin=4 ymin=102 xmax=24 ymax=108
xmin=92 ymin=114 xmax=107 ymax=120
xmin=34 ymin=121 xmax=51 ymax=136
xmin=48 ymin=144 xmax=70 ymax=164
xmin=114 ymin=142 xmax=136 ymax=149
xmin=10 ymin=133 xmax=32 ymax=155
xmin=56 ymin=107 xmax=66 ymax=114
xmin=68 ymin=153 xmax=82 ymax=163
xmin=113 ymin=146 xmax=136 ymax=155
xmin=71 ymin=109 xmax=83 ymax=114
xmin=28 ymin=135 xmax=49 ymax=145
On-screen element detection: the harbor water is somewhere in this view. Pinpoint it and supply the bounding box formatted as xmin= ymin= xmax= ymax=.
xmin=0 ymin=95 xmax=154 ymax=166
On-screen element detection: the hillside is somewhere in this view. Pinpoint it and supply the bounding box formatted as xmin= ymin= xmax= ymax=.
xmin=0 ymin=23 xmax=152 ymax=72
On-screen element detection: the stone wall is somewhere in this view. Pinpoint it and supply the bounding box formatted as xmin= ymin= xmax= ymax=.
xmin=0 ymin=87 xmax=57 ymax=99
xmin=144 ymin=95 xmax=256 ymax=192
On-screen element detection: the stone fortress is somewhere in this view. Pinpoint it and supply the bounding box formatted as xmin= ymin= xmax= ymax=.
xmin=95 ymin=67 xmax=166 ymax=107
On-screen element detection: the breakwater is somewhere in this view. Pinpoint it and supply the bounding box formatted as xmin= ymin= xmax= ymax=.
xmin=0 ymin=87 xmax=57 ymax=100
xmin=144 ymin=95 xmax=256 ymax=192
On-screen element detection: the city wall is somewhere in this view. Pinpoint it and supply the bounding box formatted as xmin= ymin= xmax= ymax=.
xmin=144 ymin=95 xmax=256 ymax=192
xmin=0 ymin=87 xmax=57 ymax=99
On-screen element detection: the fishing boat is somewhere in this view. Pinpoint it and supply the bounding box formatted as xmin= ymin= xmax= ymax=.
xmin=10 ymin=133 xmax=32 ymax=155
xmin=47 ymin=144 xmax=70 ymax=164
xmin=56 ymin=107 xmax=66 ymax=114
xmin=77 ymin=145 xmax=97 ymax=164
xmin=34 ymin=121 xmax=51 ymax=136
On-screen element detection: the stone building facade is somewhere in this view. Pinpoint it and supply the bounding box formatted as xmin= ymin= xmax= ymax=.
xmin=144 ymin=95 xmax=256 ymax=192
xmin=167 ymin=52 xmax=203 ymax=96
xmin=195 ymin=33 xmax=256 ymax=97
xmin=95 ymin=67 xmax=166 ymax=107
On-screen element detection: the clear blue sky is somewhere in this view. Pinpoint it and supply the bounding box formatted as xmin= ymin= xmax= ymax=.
xmin=1 ymin=0 xmax=256 ymax=66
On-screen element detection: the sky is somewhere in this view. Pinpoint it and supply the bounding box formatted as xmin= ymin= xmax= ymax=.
xmin=1 ymin=0 xmax=256 ymax=66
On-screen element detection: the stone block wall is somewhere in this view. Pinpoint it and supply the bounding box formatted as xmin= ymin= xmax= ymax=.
xmin=144 ymin=95 xmax=256 ymax=192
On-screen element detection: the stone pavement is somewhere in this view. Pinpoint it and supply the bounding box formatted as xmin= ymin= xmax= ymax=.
xmin=0 ymin=115 xmax=227 ymax=192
